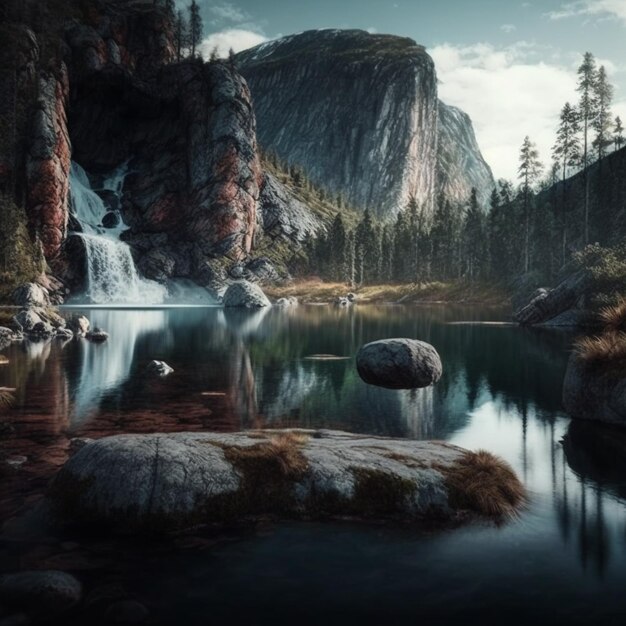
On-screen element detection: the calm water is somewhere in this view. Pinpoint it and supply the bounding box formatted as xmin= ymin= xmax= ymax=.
xmin=2 ymin=304 xmax=626 ymax=625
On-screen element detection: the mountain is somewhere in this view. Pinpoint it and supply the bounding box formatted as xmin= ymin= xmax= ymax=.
xmin=236 ymin=29 xmax=494 ymax=217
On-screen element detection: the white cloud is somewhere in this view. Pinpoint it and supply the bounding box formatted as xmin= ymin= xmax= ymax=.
xmin=501 ymin=24 xmax=517 ymax=33
xmin=366 ymin=26 xmax=378 ymax=34
xmin=200 ymin=29 xmax=267 ymax=58
xmin=209 ymin=3 xmax=249 ymax=23
xmin=432 ymin=41 xmax=626 ymax=181
xmin=547 ymin=0 xmax=626 ymax=25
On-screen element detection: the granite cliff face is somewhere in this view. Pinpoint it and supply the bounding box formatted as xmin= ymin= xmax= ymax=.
xmin=237 ymin=29 xmax=494 ymax=216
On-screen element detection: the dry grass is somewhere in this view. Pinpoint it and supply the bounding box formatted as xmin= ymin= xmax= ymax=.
xmin=598 ymin=299 xmax=626 ymax=333
xmin=573 ymin=332 xmax=626 ymax=365
xmin=440 ymin=450 xmax=525 ymax=520
xmin=0 ymin=355 xmax=8 ymax=365
xmin=223 ymin=432 xmax=309 ymax=479
xmin=264 ymin=280 xmax=510 ymax=305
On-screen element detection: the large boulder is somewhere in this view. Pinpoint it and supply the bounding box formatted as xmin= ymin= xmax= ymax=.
xmin=563 ymin=356 xmax=626 ymax=426
xmin=223 ymin=281 xmax=271 ymax=308
xmin=356 ymin=338 xmax=442 ymax=389
xmin=0 ymin=571 xmax=82 ymax=614
xmin=48 ymin=430 xmax=524 ymax=532
xmin=11 ymin=283 xmax=49 ymax=308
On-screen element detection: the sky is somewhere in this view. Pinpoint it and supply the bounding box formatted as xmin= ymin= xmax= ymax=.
xmin=179 ymin=0 xmax=626 ymax=181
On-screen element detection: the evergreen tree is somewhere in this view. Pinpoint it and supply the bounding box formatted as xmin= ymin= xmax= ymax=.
xmin=462 ymin=188 xmax=485 ymax=283
xmin=518 ymin=136 xmax=543 ymax=274
xmin=329 ymin=214 xmax=347 ymax=281
xmin=613 ymin=115 xmax=624 ymax=150
xmin=188 ymin=0 xmax=203 ymax=58
xmin=552 ymin=102 xmax=581 ymax=181
xmin=174 ymin=10 xmax=188 ymax=61
xmin=576 ymin=52 xmax=598 ymax=244
xmin=592 ymin=65 xmax=614 ymax=161
xmin=164 ymin=0 xmax=175 ymax=18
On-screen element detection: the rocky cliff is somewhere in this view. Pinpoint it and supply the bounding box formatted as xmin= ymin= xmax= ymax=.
xmin=236 ymin=29 xmax=494 ymax=217
xmin=1 ymin=0 xmax=274 ymax=293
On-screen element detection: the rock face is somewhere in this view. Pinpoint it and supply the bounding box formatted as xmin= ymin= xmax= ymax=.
xmin=236 ymin=29 xmax=494 ymax=216
xmin=514 ymin=271 xmax=590 ymax=326
xmin=437 ymin=102 xmax=495 ymax=208
xmin=12 ymin=282 xmax=50 ymax=308
xmin=563 ymin=357 xmax=626 ymax=426
xmin=48 ymin=430 xmax=524 ymax=531
xmin=223 ymin=281 xmax=271 ymax=308
xmin=2 ymin=1 xmax=265 ymax=289
xmin=356 ymin=338 xmax=443 ymax=389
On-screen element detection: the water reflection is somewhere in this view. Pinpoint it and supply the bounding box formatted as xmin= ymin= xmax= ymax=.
xmin=3 ymin=304 xmax=626 ymax=592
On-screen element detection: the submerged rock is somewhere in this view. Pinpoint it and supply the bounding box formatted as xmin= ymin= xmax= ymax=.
xmin=0 ymin=571 xmax=82 ymax=613
xmin=101 ymin=211 xmax=121 ymax=229
xmin=223 ymin=281 xmax=271 ymax=308
xmin=276 ymin=296 xmax=298 ymax=307
xmin=356 ymin=338 xmax=442 ymax=389
xmin=146 ymin=360 xmax=174 ymax=377
xmin=48 ymin=430 xmax=524 ymax=532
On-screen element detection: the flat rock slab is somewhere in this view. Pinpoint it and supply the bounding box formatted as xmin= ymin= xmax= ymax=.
xmin=48 ymin=430 xmax=523 ymax=532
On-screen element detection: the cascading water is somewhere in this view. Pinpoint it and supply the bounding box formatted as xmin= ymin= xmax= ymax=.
xmin=69 ymin=161 xmax=166 ymax=304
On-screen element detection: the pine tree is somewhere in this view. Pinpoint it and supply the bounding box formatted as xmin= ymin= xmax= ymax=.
xmin=518 ymin=136 xmax=543 ymax=274
xmin=592 ymin=65 xmax=614 ymax=161
xmin=552 ymin=102 xmax=581 ymax=181
xmin=462 ymin=188 xmax=485 ymax=283
xmin=164 ymin=0 xmax=175 ymax=18
xmin=188 ymin=0 xmax=203 ymax=59
xmin=175 ymin=10 xmax=188 ymax=61
xmin=613 ymin=115 xmax=624 ymax=151
xmin=329 ymin=214 xmax=347 ymax=281
xmin=577 ymin=52 xmax=598 ymax=244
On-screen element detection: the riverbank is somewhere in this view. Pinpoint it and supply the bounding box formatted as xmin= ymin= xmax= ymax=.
xmin=265 ymin=280 xmax=511 ymax=306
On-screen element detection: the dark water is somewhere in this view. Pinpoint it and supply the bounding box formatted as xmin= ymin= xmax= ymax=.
xmin=2 ymin=304 xmax=626 ymax=625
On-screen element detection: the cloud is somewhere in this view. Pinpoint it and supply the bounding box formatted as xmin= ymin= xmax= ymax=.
xmin=200 ymin=29 xmax=267 ymax=57
xmin=366 ymin=26 xmax=378 ymax=34
xmin=208 ymin=3 xmax=249 ymax=24
xmin=547 ymin=0 xmax=626 ymax=25
xmin=500 ymin=24 xmax=517 ymax=33
xmin=432 ymin=41 xmax=626 ymax=182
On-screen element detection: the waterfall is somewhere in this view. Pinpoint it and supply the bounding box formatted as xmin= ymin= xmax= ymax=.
xmin=69 ymin=162 xmax=166 ymax=304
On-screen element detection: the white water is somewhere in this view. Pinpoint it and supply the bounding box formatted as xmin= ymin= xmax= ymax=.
xmin=69 ymin=162 xmax=166 ymax=304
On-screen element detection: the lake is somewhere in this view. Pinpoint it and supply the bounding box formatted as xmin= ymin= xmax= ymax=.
xmin=2 ymin=304 xmax=626 ymax=625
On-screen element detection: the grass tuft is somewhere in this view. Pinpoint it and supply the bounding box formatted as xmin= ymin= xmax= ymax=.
xmin=0 ymin=387 xmax=16 ymax=411
xmin=598 ymin=299 xmax=626 ymax=333
xmin=440 ymin=450 xmax=525 ymax=520
xmin=573 ymin=332 xmax=626 ymax=366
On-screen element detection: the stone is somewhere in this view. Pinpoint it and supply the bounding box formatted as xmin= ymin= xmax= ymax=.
xmin=55 ymin=328 xmax=74 ymax=340
xmin=66 ymin=315 xmax=90 ymax=336
xmin=346 ymin=293 xmax=357 ymax=302
xmin=223 ymin=281 xmax=271 ymax=308
xmin=86 ymin=328 xmax=108 ymax=342
xmin=11 ymin=283 xmax=49 ymax=308
xmin=356 ymin=338 xmax=443 ymax=389
xmin=0 ymin=571 xmax=82 ymax=613
xmin=245 ymin=257 xmax=279 ymax=282
xmin=146 ymin=360 xmax=174 ymax=377
xmin=101 ymin=211 xmax=121 ymax=229
xmin=48 ymin=430 xmax=523 ymax=532
xmin=276 ymin=296 xmax=298 ymax=307
xmin=13 ymin=310 xmax=42 ymax=333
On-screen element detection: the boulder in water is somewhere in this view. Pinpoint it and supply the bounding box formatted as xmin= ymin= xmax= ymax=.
xmin=66 ymin=315 xmax=90 ymax=336
xmin=48 ymin=430 xmax=524 ymax=532
xmin=86 ymin=328 xmax=108 ymax=342
xmin=11 ymin=283 xmax=49 ymax=308
xmin=356 ymin=338 xmax=442 ymax=389
xmin=223 ymin=281 xmax=271 ymax=308
xmin=276 ymin=296 xmax=298 ymax=307
xmin=146 ymin=360 xmax=174 ymax=377
xmin=101 ymin=211 xmax=121 ymax=229
xmin=0 ymin=570 xmax=82 ymax=613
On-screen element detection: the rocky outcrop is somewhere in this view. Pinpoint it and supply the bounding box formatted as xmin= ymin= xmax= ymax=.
xmin=0 ymin=570 xmax=82 ymax=614
xmin=12 ymin=282 xmax=49 ymax=307
xmin=48 ymin=429 xmax=524 ymax=531
xmin=563 ymin=356 xmax=626 ymax=426
xmin=437 ymin=102 xmax=494 ymax=208
xmin=514 ymin=271 xmax=590 ymax=326
xmin=237 ymin=29 xmax=493 ymax=216
xmin=356 ymin=338 xmax=443 ymax=389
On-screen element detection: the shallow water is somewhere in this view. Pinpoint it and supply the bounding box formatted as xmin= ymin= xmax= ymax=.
xmin=2 ymin=304 xmax=626 ymax=625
